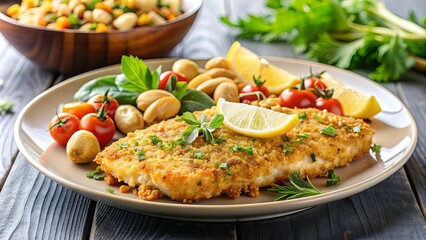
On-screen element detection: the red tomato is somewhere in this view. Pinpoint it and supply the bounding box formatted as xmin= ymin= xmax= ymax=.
xmin=88 ymin=91 xmax=119 ymax=119
xmin=159 ymin=71 xmax=188 ymax=90
xmin=80 ymin=105 xmax=115 ymax=148
xmin=304 ymin=77 xmax=327 ymax=91
xmin=279 ymin=89 xmax=317 ymax=108
xmin=48 ymin=113 xmax=81 ymax=146
xmin=62 ymin=101 xmax=96 ymax=119
xmin=316 ymin=98 xmax=344 ymax=115
xmin=240 ymin=76 xmax=270 ymax=101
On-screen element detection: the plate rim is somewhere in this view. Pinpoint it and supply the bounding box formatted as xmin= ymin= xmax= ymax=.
xmin=14 ymin=57 xmax=418 ymax=221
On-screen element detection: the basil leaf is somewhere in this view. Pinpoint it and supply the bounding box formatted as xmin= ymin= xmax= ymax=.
xmin=73 ymin=75 xmax=139 ymax=105
xmin=120 ymin=55 xmax=160 ymax=92
xmin=185 ymin=127 xmax=199 ymax=144
xmin=166 ymin=74 xmax=177 ymax=93
xmin=180 ymin=89 xmax=214 ymax=114
xmin=181 ymin=112 xmax=199 ymax=125
xmin=173 ymin=82 xmax=187 ymax=100
xmin=209 ymin=114 xmax=224 ymax=129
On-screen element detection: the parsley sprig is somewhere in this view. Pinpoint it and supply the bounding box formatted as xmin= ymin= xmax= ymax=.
xmin=181 ymin=112 xmax=224 ymax=144
xmin=268 ymin=171 xmax=323 ymax=200
xmin=0 ymin=98 xmax=13 ymax=115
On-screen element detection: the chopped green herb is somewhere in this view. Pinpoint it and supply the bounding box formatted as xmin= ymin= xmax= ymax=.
xmin=298 ymin=112 xmax=307 ymax=120
xmin=181 ymin=112 xmax=224 ymax=144
xmin=281 ymin=143 xmax=294 ymax=154
xmin=268 ymin=171 xmax=323 ymax=200
xmin=297 ymin=134 xmax=310 ymax=139
xmin=192 ymin=150 xmax=205 ymax=159
xmin=282 ymin=134 xmax=290 ymax=142
xmin=86 ymin=166 xmax=106 ymax=180
xmin=218 ymin=162 xmax=232 ymax=176
xmin=326 ymin=170 xmax=340 ymax=187
xmin=150 ymin=135 xmax=163 ymax=145
xmin=118 ymin=142 xmax=128 ymax=149
xmin=310 ymin=153 xmax=316 ymax=162
xmin=136 ymin=149 xmax=146 ymax=161
xmin=320 ymin=125 xmax=338 ymax=137
xmin=353 ymin=125 xmax=362 ymax=133
xmin=343 ymin=125 xmax=351 ymax=131
xmin=131 ymin=141 xmax=139 ymax=146
xmin=230 ymin=144 xmax=254 ymax=155
xmin=314 ymin=116 xmax=323 ymax=123
xmin=371 ymin=143 xmax=382 ymax=152
xmin=106 ymin=187 xmax=114 ymax=194
xmin=0 ymin=98 xmax=13 ymax=115
xmin=214 ymin=137 xmax=226 ymax=144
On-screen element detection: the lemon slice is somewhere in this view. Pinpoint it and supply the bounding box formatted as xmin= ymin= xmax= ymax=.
xmin=226 ymin=41 xmax=299 ymax=94
xmin=320 ymin=72 xmax=381 ymax=118
xmin=217 ymin=98 xmax=299 ymax=138
xmin=334 ymin=88 xmax=382 ymax=119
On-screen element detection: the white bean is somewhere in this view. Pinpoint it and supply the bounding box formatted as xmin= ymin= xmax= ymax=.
xmin=83 ymin=10 xmax=93 ymax=22
xmin=113 ymin=12 xmax=138 ymax=31
xmin=93 ymin=9 xmax=112 ymax=24
xmin=73 ymin=4 xmax=86 ymax=18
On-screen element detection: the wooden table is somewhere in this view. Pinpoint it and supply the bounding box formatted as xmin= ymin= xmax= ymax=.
xmin=1 ymin=0 xmax=425 ymax=239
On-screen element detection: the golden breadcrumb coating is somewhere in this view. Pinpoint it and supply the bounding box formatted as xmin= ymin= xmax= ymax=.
xmin=95 ymin=106 xmax=374 ymax=203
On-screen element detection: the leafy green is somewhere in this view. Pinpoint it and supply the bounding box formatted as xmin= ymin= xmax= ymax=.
xmin=371 ymin=143 xmax=382 ymax=152
xmin=179 ymin=89 xmax=215 ymax=114
xmin=221 ymin=0 xmax=426 ymax=82
xmin=181 ymin=112 xmax=224 ymax=144
xmin=86 ymin=166 xmax=106 ymax=180
xmin=319 ymin=125 xmax=338 ymax=137
xmin=230 ymin=144 xmax=254 ymax=155
xmin=268 ymin=171 xmax=323 ymax=200
xmin=119 ymin=55 xmax=160 ymax=92
xmin=73 ymin=75 xmax=139 ymax=105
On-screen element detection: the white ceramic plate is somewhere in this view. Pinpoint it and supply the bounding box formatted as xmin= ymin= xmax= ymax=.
xmin=14 ymin=58 xmax=418 ymax=222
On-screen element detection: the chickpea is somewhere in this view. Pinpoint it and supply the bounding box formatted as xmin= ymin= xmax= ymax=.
xmin=113 ymin=12 xmax=138 ymax=31
xmin=93 ymin=9 xmax=113 ymax=24
xmin=172 ymin=59 xmax=200 ymax=80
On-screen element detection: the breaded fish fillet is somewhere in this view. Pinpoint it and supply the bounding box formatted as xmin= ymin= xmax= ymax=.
xmin=95 ymin=106 xmax=374 ymax=203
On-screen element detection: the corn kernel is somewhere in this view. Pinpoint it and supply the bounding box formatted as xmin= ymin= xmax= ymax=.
xmin=6 ymin=4 xmax=21 ymax=18
xmin=112 ymin=9 xmax=124 ymax=19
xmin=96 ymin=22 xmax=109 ymax=32
xmin=95 ymin=2 xmax=112 ymax=13
xmin=137 ymin=13 xmax=150 ymax=26
xmin=122 ymin=0 xmax=136 ymax=9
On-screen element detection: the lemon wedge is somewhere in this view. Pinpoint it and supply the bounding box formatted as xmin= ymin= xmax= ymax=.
xmin=217 ymin=98 xmax=299 ymax=138
xmin=320 ymin=72 xmax=381 ymax=118
xmin=226 ymin=41 xmax=299 ymax=94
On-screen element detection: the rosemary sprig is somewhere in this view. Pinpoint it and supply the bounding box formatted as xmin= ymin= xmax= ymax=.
xmin=268 ymin=171 xmax=323 ymax=200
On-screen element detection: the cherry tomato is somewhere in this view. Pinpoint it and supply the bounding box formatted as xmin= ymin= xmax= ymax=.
xmin=88 ymin=90 xmax=119 ymax=119
xmin=304 ymin=77 xmax=328 ymax=91
xmin=279 ymin=89 xmax=317 ymax=108
xmin=316 ymin=97 xmax=344 ymax=115
xmin=48 ymin=112 xmax=81 ymax=146
xmin=80 ymin=104 xmax=115 ymax=148
xmin=62 ymin=101 xmax=96 ymax=119
xmin=240 ymin=76 xmax=270 ymax=101
xmin=159 ymin=71 xmax=188 ymax=90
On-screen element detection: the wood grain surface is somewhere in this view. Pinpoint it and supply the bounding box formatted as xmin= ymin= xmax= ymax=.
xmin=0 ymin=0 xmax=425 ymax=239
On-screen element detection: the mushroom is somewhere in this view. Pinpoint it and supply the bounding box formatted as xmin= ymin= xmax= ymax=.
xmin=66 ymin=130 xmax=100 ymax=164
xmin=213 ymin=82 xmax=240 ymax=103
xmin=114 ymin=105 xmax=145 ymax=134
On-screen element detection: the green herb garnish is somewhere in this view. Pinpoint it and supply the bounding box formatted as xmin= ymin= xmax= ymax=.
xmin=181 ymin=112 xmax=224 ymax=144
xmin=310 ymin=153 xmax=316 ymax=162
xmin=86 ymin=166 xmax=106 ymax=180
xmin=0 ymin=98 xmax=14 ymax=115
xmin=281 ymin=143 xmax=293 ymax=154
xmin=371 ymin=143 xmax=382 ymax=152
xmin=353 ymin=126 xmax=362 ymax=133
xmin=118 ymin=142 xmax=128 ymax=149
xmin=136 ymin=149 xmax=146 ymax=161
xmin=150 ymin=135 xmax=163 ymax=146
xmin=218 ymin=162 xmax=232 ymax=176
xmin=230 ymin=144 xmax=254 ymax=155
xmin=326 ymin=170 xmax=340 ymax=187
xmin=106 ymin=187 xmax=114 ymax=194
xmin=268 ymin=171 xmax=323 ymax=200
xmin=320 ymin=125 xmax=337 ymax=137
xmin=298 ymin=112 xmax=307 ymax=120
xmin=214 ymin=137 xmax=226 ymax=144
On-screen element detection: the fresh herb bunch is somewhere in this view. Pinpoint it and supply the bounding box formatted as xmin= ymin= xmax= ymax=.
xmin=221 ymin=0 xmax=426 ymax=82
xmin=181 ymin=112 xmax=224 ymax=144
xmin=0 ymin=98 xmax=13 ymax=115
xmin=268 ymin=171 xmax=323 ymax=200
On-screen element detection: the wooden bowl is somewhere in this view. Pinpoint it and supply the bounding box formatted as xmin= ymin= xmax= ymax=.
xmin=0 ymin=0 xmax=202 ymax=74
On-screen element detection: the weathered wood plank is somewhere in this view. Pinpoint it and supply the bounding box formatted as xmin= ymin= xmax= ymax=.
xmin=0 ymin=35 xmax=55 ymax=188
xmin=0 ymin=155 xmax=93 ymax=239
